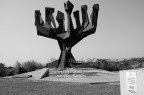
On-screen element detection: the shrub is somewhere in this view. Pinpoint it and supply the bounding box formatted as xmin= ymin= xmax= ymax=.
xmin=0 ymin=68 xmax=6 ymax=77
xmin=94 ymin=59 xmax=107 ymax=69
xmin=5 ymin=68 xmax=15 ymax=76
xmin=0 ymin=63 xmax=6 ymax=77
xmin=87 ymin=58 xmax=97 ymax=67
xmin=108 ymin=62 xmax=121 ymax=71
xmin=0 ymin=63 xmax=15 ymax=76
xmin=22 ymin=60 xmax=44 ymax=72
xmin=105 ymin=62 xmax=114 ymax=71
xmin=0 ymin=63 xmax=5 ymax=69
xmin=13 ymin=60 xmax=44 ymax=74
xmin=13 ymin=61 xmax=26 ymax=74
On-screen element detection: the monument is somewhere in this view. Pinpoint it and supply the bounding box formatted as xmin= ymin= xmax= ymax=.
xmin=34 ymin=0 xmax=99 ymax=70
xmin=12 ymin=0 xmax=119 ymax=84
xmin=120 ymin=69 xmax=144 ymax=95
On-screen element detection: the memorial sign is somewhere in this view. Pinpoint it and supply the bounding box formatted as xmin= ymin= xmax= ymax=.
xmin=126 ymin=72 xmax=137 ymax=95
xmin=120 ymin=69 xmax=144 ymax=95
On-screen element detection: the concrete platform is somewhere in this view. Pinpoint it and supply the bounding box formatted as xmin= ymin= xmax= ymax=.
xmin=41 ymin=68 xmax=119 ymax=83
xmin=10 ymin=68 xmax=120 ymax=84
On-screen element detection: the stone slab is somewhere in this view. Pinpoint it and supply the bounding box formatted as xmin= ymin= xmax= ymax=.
xmin=12 ymin=74 xmax=32 ymax=78
xmin=11 ymin=68 xmax=49 ymax=80
xmin=27 ymin=68 xmax=49 ymax=80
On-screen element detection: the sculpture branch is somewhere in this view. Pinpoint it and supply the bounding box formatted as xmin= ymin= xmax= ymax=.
xmin=71 ymin=4 xmax=99 ymax=47
xmin=35 ymin=9 xmax=57 ymax=40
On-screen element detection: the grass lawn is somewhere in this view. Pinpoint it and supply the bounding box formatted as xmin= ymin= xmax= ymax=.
xmin=0 ymin=78 xmax=120 ymax=95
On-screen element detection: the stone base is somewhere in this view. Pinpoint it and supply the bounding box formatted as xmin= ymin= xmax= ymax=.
xmin=48 ymin=68 xmax=93 ymax=78
xmin=41 ymin=68 xmax=119 ymax=83
xmin=10 ymin=68 xmax=119 ymax=84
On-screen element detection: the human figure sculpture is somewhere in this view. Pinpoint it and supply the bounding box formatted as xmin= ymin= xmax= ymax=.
xmin=35 ymin=0 xmax=99 ymax=70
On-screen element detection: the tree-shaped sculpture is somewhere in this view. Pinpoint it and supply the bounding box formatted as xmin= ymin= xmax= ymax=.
xmin=35 ymin=0 xmax=99 ymax=70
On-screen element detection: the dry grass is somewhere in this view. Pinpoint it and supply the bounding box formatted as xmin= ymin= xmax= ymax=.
xmin=0 ymin=78 xmax=120 ymax=95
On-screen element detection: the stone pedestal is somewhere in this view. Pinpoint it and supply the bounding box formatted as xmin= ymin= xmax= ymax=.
xmin=120 ymin=69 xmax=144 ymax=95
xmin=43 ymin=68 xmax=119 ymax=83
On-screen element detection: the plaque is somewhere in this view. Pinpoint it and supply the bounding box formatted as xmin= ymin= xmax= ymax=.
xmin=126 ymin=72 xmax=137 ymax=95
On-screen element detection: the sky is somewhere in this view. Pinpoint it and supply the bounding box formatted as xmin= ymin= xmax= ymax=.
xmin=0 ymin=0 xmax=144 ymax=66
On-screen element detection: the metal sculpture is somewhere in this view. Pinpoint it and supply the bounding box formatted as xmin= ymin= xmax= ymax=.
xmin=35 ymin=0 xmax=99 ymax=70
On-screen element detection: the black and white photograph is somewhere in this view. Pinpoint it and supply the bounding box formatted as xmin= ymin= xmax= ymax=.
xmin=0 ymin=0 xmax=144 ymax=95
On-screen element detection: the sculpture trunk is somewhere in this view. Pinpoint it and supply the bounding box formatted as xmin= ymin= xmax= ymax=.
xmin=57 ymin=49 xmax=67 ymax=69
xmin=57 ymin=46 xmax=75 ymax=70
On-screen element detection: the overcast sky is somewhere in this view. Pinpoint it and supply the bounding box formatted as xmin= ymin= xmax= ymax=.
xmin=0 ymin=0 xmax=144 ymax=66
